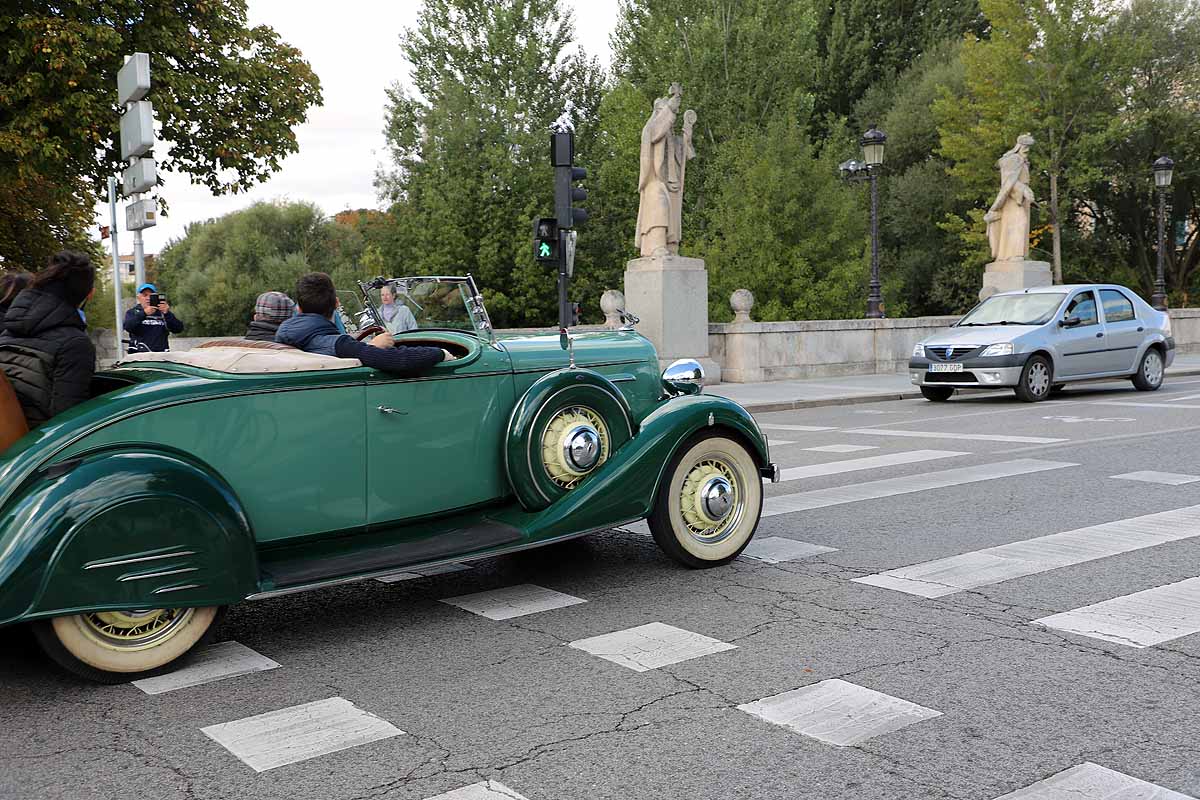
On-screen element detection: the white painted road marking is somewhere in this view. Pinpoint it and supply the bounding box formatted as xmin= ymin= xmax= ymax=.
xmin=845 ymin=428 xmax=1068 ymax=444
xmin=778 ymin=449 xmax=968 ymax=482
xmin=763 ymin=460 xmax=1076 ymax=518
xmin=760 ymin=424 xmax=838 ymax=432
xmin=740 ymin=536 xmax=837 ymax=564
xmin=803 ymin=444 xmax=878 ymax=453
xmin=1094 ymin=400 xmax=1200 ymax=410
xmin=376 ymin=562 xmax=471 ymax=583
xmin=441 ymin=584 xmax=586 ymax=620
xmin=993 ymin=761 xmax=1196 ymax=799
xmin=201 ymin=697 xmax=403 ymax=772
xmin=132 ymin=641 xmax=279 ymax=695
xmin=738 ymin=679 xmax=941 ymax=746
xmin=854 ymin=504 xmax=1200 ymax=598
xmin=425 ymin=781 xmax=531 ymax=800
xmin=1112 ymin=470 xmax=1200 ymax=486
xmin=569 ymin=622 xmax=736 ymax=672
xmin=1168 ymin=391 xmax=1200 ymax=402
xmin=1033 ymin=576 xmax=1200 ymax=648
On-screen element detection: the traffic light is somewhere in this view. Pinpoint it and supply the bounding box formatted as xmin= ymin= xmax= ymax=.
xmin=551 ymin=132 xmax=587 ymax=228
xmin=533 ymin=217 xmax=559 ymax=264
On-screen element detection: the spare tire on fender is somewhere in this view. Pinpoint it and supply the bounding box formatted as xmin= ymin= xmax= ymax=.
xmin=505 ymin=369 xmax=635 ymax=510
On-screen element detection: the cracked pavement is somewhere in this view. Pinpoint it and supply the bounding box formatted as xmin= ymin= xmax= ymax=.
xmin=2 ymin=378 xmax=1200 ymax=799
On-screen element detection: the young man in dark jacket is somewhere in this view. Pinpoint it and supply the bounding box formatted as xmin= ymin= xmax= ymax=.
xmin=123 ymin=282 xmax=183 ymax=351
xmin=245 ymin=291 xmax=294 ymax=341
xmin=0 ymin=251 xmax=96 ymax=427
xmin=275 ymin=272 xmax=449 ymax=374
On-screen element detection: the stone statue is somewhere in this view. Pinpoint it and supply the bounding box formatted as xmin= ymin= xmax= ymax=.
xmin=636 ymin=83 xmax=696 ymax=257
xmin=984 ymin=133 xmax=1036 ymax=261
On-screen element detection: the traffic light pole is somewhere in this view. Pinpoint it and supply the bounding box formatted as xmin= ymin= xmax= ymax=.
xmin=557 ymin=232 xmax=570 ymax=332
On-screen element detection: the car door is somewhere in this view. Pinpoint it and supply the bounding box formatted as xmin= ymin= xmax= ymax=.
xmin=1099 ymin=288 xmax=1143 ymax=373
xmin=365 ymin=339 xmax=515 ymax=526
xmin=1056 ymin=290 xmax=1108 ymax=377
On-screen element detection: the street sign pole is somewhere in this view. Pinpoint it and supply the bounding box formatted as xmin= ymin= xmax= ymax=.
xmin=117 ymin=53 xmax=156 ymax=291
xmin=108 ymin=177 xmax=124 ymax=357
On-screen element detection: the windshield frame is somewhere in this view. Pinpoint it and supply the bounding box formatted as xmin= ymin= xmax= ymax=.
xmin=357 ymin=274 xmax=495 ymax=343
xmin=956 ymin=291 xmax=1068 ymax=327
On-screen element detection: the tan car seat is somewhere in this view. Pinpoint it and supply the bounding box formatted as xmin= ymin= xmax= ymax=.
xmin=0 ymin=369 xmax=29 ymax=452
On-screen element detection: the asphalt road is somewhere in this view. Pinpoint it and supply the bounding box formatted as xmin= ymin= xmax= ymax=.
xmin=4 ymin=377 xmax=1200 ymax=800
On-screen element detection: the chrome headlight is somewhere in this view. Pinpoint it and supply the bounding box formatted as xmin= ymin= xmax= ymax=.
xmin=912 ymin=343 xmax=925 ymax=358
xmin=663 ymin=359 xmax=704 ymax=395
xmin=980 ymin=342 xmax=1014 ymax=357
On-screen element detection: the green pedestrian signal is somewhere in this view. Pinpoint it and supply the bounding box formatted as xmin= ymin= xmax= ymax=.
xmin=533 ymin=217 xmax=559 ymax=264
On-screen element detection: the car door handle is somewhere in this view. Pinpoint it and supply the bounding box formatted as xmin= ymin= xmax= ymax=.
xmin=1138 ymin=326 xmax=1144 ymax=332
xmin=377 ymin=405 xmax=407 ymax=415
xmin=1095 ymin=332 xmax=1104 ymax=338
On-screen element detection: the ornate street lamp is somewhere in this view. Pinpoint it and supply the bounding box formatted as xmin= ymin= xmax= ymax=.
xmin=838 ymin=126 xmax=888 ymax=318
xmin=1151 ymin=155 xmax=1174 ymax=311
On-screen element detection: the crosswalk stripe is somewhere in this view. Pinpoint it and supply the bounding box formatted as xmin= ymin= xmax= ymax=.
xmin=778 ymin=449 xmax=967 ymax=482
xmin=1111 ymin=471 xmax=1200 ymax=486
xmin=1094 ymin=400 xmax=1200 ymax=409
xmin=201 ymin=697 xmax=403 ymax=772
xmin=763 ymin=459 xmax=1075 ymax=518
xmin=992 ymin=761 xmax=1195 ymax=799
xmin=844 ymin=428 xmax=1067 ymax=444
xmin=132 ymin=641 xmax=279 ymax=695
xmin=1033 ymin=576 xmax=1200 ymax=648
xmin=854 ymin=504 xmax=1200 ymax=598
xmin=761 ymin=424 xmax=838 ymax=432
xmin=803 ymin=444 xmax=878 ymax=453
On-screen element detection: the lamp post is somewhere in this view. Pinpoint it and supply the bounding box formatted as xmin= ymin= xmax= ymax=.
xmin=839 ymin=125 xmax=888 ymax=319
xmin=1151 ymin=155 xmax=1174 ymax=311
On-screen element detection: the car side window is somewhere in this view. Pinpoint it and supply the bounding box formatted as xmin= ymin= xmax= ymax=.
xmin=1065 ymin=291 xmax=1098 ymax=326
xmin=1100 ymin=289 xmax=1135 ymax=323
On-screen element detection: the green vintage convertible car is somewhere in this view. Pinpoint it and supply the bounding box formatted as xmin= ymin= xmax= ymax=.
xmin=0 ymin=275 xmax=776 ymax=682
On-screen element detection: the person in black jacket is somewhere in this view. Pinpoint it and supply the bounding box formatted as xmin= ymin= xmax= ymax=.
xmin=123 ymin=282 xmax=183 ymax=351
xmin=275 ymin=272 xmax=451 ymax=374
xmin=245 ymin=291 xmax=294 ymax=341
xmin=0 ymin=251 xmax=96 ymax=428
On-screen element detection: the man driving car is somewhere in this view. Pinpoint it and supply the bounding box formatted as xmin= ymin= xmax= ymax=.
xmin=276 ymin=272 xmax=454 ymax=375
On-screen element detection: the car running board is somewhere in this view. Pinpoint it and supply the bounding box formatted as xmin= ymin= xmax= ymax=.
xmin=257 ymin=520 xmax=523 ymax=590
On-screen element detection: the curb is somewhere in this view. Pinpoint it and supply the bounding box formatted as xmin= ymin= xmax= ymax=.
xmin=732 ymin=365 xmax=1200 ymax=415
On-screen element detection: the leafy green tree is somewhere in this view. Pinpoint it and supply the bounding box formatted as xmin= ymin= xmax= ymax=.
xmin=377 ymin=0 xmax=604 ymax=328
xmin=154 ymin=202 xmax=368 ymax=336
xmin=0 ymin=1 xmax=321 ymax=268
xmin=936 ymin=0 xmax=1119 ymax=283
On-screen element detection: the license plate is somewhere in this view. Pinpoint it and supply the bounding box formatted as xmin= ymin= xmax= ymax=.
xmin=928 ymin=363 xmax=963 ymax=373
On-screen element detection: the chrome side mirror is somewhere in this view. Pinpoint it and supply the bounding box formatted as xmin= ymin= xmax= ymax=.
xmin=662 ymin=358 xmax=704 ymax=395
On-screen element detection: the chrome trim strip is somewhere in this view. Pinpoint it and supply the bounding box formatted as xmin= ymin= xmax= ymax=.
xmin=153 ymin=583 xmax=203 ymax=594
xmin=118 ymin=566 xmax=199 ymax=582
xmin=84 ymin=550 xmax=197 ymax=570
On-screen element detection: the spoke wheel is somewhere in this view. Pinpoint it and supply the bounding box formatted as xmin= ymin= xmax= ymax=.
xmin=33 ymin=606 xmax=222 ymax=683
xmin=540 ymin=405 xmax=610 ymax=489
xmin=649 ymin=433 xmax=762 ymax=568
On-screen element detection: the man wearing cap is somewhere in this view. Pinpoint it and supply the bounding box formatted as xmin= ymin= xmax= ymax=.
xmin=245 ymin=291 xmax=295 ymax=341
xmin=123 ymin=283 xmax=184 ymax=352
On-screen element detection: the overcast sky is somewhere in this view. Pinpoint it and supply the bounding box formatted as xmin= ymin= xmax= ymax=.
xmin=117 ymin=0 xmax=620 ymax=253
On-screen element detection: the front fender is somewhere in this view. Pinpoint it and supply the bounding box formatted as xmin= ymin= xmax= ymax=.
xmin=0 ymin=448 xmax=256 ymax=626
xmin=511 ymin=393 xmax=770 ymax=541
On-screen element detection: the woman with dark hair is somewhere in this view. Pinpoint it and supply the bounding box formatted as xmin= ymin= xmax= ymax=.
xmin=0 ymin=251 xmax=96 ymax=427
xmin=0 ymin=271 xmax=33 ymax=321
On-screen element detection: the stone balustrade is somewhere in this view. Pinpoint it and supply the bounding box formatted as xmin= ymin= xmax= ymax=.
xmin=89 ymin=294 xmax=1200 ymax=382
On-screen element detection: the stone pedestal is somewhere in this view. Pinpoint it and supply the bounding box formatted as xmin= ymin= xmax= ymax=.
xmin=624 ymin=254 xmax=720 ymax=383
xmin=980 ymin=259 xmax=1053 ymax=301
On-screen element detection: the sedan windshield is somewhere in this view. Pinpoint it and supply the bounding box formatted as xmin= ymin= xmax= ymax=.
xmin=958 ymin=293 xmax=1066 ymax=326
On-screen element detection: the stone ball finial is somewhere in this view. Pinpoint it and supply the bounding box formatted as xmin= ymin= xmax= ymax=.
xmin=730 ymin=289 xmax=754 ymax=323
xmin=601 ymin=289 xmax=625 ymax=329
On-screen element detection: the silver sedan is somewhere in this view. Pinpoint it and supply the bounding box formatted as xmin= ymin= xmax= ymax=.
xmin=909 ymin=284 xmax=1175 ymax=402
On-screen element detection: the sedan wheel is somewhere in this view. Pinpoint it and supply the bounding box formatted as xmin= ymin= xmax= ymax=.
xmin=32 ymin=606 xmax=223 ymax=683
xmin=648 ymin=433 xmax=762 ymax=568
xmin=1014 ymin=355 xmax=1052 ymax=402
xmin=1132 ymin=348 xmax=1164 ymax=391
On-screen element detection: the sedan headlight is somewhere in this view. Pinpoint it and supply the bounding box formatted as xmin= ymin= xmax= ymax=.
xmin=980 ymin=343 xmax=1014 ymax=357
xmin=912 ymin=343 xmax=925 ymax=358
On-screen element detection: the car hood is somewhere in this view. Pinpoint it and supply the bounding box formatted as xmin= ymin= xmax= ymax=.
xmin=498 ymin=330 xmax=657 ymax=372
xmin=921 ymin=325 xmax=1040 ymax=346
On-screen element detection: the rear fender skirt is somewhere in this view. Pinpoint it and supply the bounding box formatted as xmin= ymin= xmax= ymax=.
xmin=0 ymin=448 xmax=256 ymax=625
